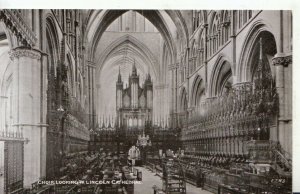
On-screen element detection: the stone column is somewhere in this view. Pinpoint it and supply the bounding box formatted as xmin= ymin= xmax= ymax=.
xmin=168 ymin=63 xmax=177 ymax=127
xmin=192 ymin=57 xmax=196 ymax=72
xmin=186 ymin=49 xmax=190 ymax=110
xmin=203 ymin=24 xmax=208 ymax=92
xmin=87 ymin=61 xmax=96 ymax=128
xmin=272 ymin=54 xmax=292 ymax=154
xmin=10 ymin=47 xmax=45 ymax=188
xmin=96 ymin=84 xmax=101 ymax=124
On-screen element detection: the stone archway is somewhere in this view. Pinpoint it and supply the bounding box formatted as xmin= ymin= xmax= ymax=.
xmin=237 ymin=20 xmax=277 ymax=83
xmin=96 ymin=34 xmax=159 ymax=78
xmin=85 ymin=10 xmax=189 ymax=65
xmin=209 ymin=55 xmax=233 ymax=97
xmin=190 ymin=75 xmax=205 ymax=107
xmin=179 ymin=87 xmax=188 ymax=113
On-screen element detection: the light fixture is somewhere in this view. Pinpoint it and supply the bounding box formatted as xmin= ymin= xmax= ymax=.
xmin=136 ymin=130 xmax=151 ymax=147
xmin=57 ymin=105 xmax=64 ymax=112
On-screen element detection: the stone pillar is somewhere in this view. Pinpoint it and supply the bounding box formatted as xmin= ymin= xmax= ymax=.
xmin=87 ymin=61 xmax=96 ymax=128
xmin=10 ymin=47 xmax=44 ymax=188
xmin=168 ymin=63 xmax=177 ymax=127
xmin=203 ymin=24 xmax=208 ymax=92
xmin=272 ymin=54 xmax=292 ymax=154
xmin=192 ymin=57 xmax=196 ymax=72
xmin=186 ymin=49 xmax=190 ymax=109
xmin=175 ymin=64 xmax=179 ymax=127
xmin=96 ymin=84 xmax=101 ymax=123
xmin=172 ymin=67 xmax=176 ymax=113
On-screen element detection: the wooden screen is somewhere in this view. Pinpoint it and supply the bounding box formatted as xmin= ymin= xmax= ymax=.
xmin=4 ymin=141 xmax=23 ymax=194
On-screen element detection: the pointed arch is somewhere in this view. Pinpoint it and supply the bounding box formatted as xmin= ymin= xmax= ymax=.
xmin=0 ymin=22 xmax=18 ymax=49
xmin=222 ymin=10 xmax=231 ymax=44
xmin=96 ymin=34 xmax=158 ymax=78
xmin=46 ymin=15 xmax=60 ymax=77
xmin=237 ymin=20 xmax=278 ymax=82
xmin=197 ymin=27 xmax=206 ymax=67
xmin=165 ymin=10 xmax=189 ymax=47
xmin=199 ymin=10 xmax=208 ymax=25
xmin=179 ymin=87 xmax=188 ymax=112
xmin=66 ymin=54 xmax=75 ymax=95
xmin=209 ymin=55 xmax=233 ymax=97
xmin=162 ymin=42 xmax=171 ymax=83
xmin=86 ymin=10 xmax=180 ymax=65
xmin=208 ymin=11 xmax=219 ymax=34
xmin=191 ymin=75 xmax=205 ymax=107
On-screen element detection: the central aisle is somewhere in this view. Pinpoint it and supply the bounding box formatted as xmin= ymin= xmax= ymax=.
xmin=134 ymin=167 xmax=213 ymax=194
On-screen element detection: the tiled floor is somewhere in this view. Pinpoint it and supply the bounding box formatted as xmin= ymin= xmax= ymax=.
xmin=134 ymin=167 xmax=213 ymax=194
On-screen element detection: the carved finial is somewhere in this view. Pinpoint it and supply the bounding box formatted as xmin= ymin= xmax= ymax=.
xmin=132 ymin=59 xmax=137 ymax=76
xmin=108 ymin=115 xmax=111 ymax=128
xmin=118 ymin=65 xmax=122 ymax=82
xmin=102 ymin=114 xmax=105 ymax=128
xmin=147 ymin=66 xmax=151 ymax=81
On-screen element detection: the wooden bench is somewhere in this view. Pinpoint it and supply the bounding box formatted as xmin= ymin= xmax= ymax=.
xmin=155 ymin=165 xmax=162 ymax=172
xmin=93 ymin=185 xmax=103 ymax=194
xmin=152 ymin=185 xmax=166 ymax=194
xmin=35 ymin=186 xmax=53 ymax=194
xmin=31 ymin=177 xmax=47 ymax=193
xmin=146 ymin=162 xmax=156 ymax=173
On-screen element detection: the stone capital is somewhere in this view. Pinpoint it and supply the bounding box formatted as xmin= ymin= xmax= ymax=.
xmin=198 ymin=48 xmax=204 ymax=52
xmin=9 ymin=47 xmax=42 ymax=61
xmin=87 ymin=60 xmax=96 ymax=68
xmin=202 ymin=24 xmax=208 ymax=28
xmin=272 ymin=54 xmax=292 ymax=67
xmin=168 ymin=63 xmax=179 ymax=70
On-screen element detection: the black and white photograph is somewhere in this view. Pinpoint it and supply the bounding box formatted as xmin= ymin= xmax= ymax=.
xmin=0 ymin=5 xmax=295 ymax=194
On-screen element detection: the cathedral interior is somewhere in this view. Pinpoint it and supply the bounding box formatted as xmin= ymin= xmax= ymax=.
xmin=0 ymin=9 xmax=293 ymax=194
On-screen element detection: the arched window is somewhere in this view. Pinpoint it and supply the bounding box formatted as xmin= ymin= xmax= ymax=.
xmin=210 ymin=12 xmax=220 ymax=55
xmin=217 ymin=20 xmax=221 ymax=47
xmin=223 ymin=11 xmax=231 ymax=43
xmin=250 ymin=33 xmax=277 ymax=84
xmin=181 ymin=66 xmax=184 ymax=83
xmin=129 ymin=118 xmax=132 ymax=127
xmin=192 ymin=11 xmax=196 ymax=32
xmin=213 ymin=24 xmax=217 ymax=53
xmin=199 ymin=38 xmax=204 ymax=66
xmin=191 ymin=76 xmax=205 ymax=116
xmin=192 ymin=10 xmax=201 ymax=32
xmin=192 ymin=46 xmax=197 ymax=72
xmin=239 ymin=11 xmax=243 ymax=28
xmin=180 ymin=88 xmax=188 ymax=112
xmin=210 ymin=58 xmax=233 ymax=97
xmin=243 ymin=10 xmax=248 ymax=25
xmin=248 ymin=10 xmax=252 ymax=19
xmin=220 ymin=72 xmax=233 ymax=96
xmin=224 ymin=25 xmax=229 ymax=43
xmin=197 ymin=11 xmax=201 ymax=27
